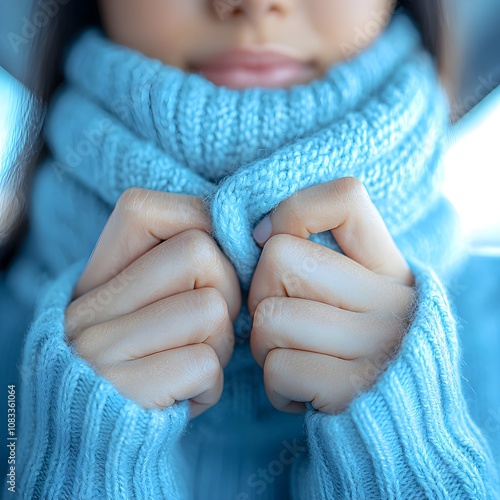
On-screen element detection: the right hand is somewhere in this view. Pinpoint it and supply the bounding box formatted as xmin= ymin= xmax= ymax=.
xmin=64 ymin=187 xmax=241 ymax=418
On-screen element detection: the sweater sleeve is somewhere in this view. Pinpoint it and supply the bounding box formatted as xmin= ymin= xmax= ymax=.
xmin=15 ymin=258 xmax=191 ymax=500
xmin=292 ymin=256 xmax=500 ymax=499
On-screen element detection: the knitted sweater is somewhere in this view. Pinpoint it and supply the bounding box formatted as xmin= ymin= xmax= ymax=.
xmin=1 ymin=10 xmax=499 ymax=499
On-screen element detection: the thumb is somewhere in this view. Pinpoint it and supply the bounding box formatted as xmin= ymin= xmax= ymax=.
xmin=252 ymin=177 xmax=413 ymax=286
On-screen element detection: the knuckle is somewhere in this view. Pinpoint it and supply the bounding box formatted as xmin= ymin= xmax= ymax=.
xmin=115 ymin=187 xmax=152 ymax=223
xmin=261 ymin=233 xmax=296 ymax=266
xmin=71 ymin=330 xmax=92 ymax=359
xmin=335 ymin=176 xmax=369 ymax=205
xmin=253 ymin=296 xmax=279 ymax=331
xmin=279 ymin=194 xmax=303 ymax=230
xmin=69 ymin=325 xmax=103 ymax=365
xmin=190 ymin=344 xmax=221 ymax=381
xmin=100 ymin=362 xmax=124 ymax=387
xmin=263 ymin=348 xmax=286 ymax=384
xmin=251 ymin=298 xmax=282 ymax=364
xmin=180 ymin=228 xmax=220 ymax=270
xmin=282 ymin=192 xmax=300 ymax=213
xmin=151 ymin=394 xmax=176 ymax=411
xmin=196 ymin=288 xmax=230 ymax=332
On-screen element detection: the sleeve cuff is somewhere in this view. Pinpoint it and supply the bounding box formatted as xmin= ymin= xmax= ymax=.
xmin=299 ymin=256 xmax=499 ymax=499
xmin=16 ymin=259 xmax=190 ymax=499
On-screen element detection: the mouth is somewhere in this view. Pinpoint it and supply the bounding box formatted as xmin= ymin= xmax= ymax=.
xmin=189 ymin=46 xmax=318 ymax=89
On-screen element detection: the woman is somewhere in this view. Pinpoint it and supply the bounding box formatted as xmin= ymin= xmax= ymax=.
xmin=1 ymin=1 xmax=498 ymax=498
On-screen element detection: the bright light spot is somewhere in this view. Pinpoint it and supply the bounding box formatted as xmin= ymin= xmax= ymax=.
xmin=0 ymin=66 xmax=23 ymax=180
xmin=0 ymin=67 xmax=12 ymax=172
xmin=0 ymin=67 xmax=28 ymax=241
xmin=443 ymin=86 xmax=500 ymax=253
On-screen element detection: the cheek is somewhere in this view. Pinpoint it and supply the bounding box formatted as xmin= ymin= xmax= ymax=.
xmin=99 ymin=0 xmax=209 ymax=69
xmin=307 ymin=0 xmax=395 ymax=66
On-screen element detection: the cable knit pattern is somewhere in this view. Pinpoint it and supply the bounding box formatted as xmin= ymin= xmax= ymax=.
xmin=3 ymin=9 xmax=498 ymax=499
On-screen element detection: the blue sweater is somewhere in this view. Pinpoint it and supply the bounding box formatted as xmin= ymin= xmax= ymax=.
xmin=1 ymin=11 xmax=499 ymax=499
xmin=2 ymin=212 xmax=499 ymax=499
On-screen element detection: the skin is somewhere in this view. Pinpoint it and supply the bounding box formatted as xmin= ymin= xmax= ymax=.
xmin=98 ymin=0 xmax=396 ymax=86
xmin=248 ymin=177 xmax=415 ymax=413
xmin=65 ymin=0 xmax=414 ymax=418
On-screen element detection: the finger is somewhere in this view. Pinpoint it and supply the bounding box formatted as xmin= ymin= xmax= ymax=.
xmin=252 ymin=177 xmax=413 ymax=286
xmin=74 ymin=188 xmax=212 ymax=299
xmin=250 ymin=297 xmax=407 ymax=367
xmin=263 ymin=349 xmax=378 ymax=414
xmin=66 ymin=228 xmax=241 ymax=331
xmin=247 ymin=233 xmax=414 ymax=316
xmin=99 ymin=343 xmax=223 ymax=419
xmin=68 ymin=288 xmax=235 ymax=368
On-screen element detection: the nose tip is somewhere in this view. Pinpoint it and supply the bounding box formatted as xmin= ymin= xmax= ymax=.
xmin=217 ymin=0 xmax=286 ymax=21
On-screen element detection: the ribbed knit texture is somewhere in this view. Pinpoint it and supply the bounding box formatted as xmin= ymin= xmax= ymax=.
xmin=2 ymin=9 xmax=498 ymax=499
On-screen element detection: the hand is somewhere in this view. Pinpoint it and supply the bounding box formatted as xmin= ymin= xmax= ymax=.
xmin=248 ymin=177 xmax=416 ymax=414
xmin=65 ymin=188 xmax=241 ymax=418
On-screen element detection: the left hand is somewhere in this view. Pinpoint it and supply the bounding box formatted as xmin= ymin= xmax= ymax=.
xmin=248 ymin=177 xmax=416 ymax=414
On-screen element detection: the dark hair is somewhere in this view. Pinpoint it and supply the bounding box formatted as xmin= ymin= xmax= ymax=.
xmin=0 ymin=2 xmax=102 ymax=269
xmin=0 ymin=0 xmax=452 ymax=269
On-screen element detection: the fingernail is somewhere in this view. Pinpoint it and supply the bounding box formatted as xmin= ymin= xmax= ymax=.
xmin=252 ymin=215 xmax=272 ymax=244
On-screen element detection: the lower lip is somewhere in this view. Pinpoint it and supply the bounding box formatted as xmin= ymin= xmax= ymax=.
xmin=194 ymin=62 xmax=317 ymax=89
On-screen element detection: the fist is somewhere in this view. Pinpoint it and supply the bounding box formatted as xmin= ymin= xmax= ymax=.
xmin=249 ymin=177 xmax=416 ymax=414
xmin=65 ymin=188 xmax=242 ymax=418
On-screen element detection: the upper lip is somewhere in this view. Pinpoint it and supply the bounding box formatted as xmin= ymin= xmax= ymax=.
xmin=191 ymin=46 xmax=311 ymax=70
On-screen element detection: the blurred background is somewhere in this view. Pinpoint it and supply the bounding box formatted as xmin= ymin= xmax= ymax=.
xmin=0 ymin=0 xmax=499 ymax=475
